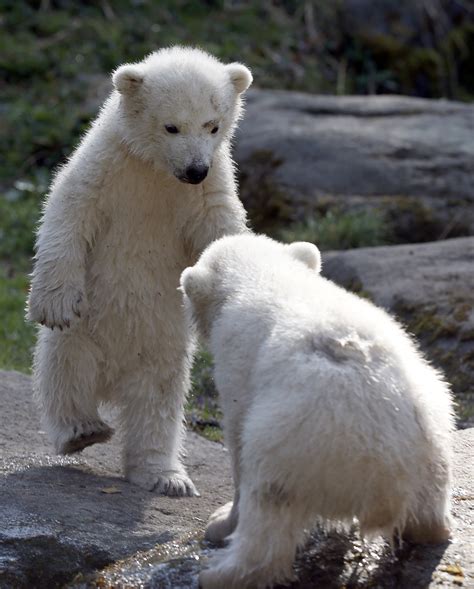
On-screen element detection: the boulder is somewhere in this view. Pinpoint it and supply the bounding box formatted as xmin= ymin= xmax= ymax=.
xmin=235 ymin=90 xmax=474 ymax=241
xmin=0 ymin=370 xmax=232 ymax=588
xmin=0 ymin=370 xmax=473 ymax=588
xmin=322 ymin=237 xmax=474 ymax=426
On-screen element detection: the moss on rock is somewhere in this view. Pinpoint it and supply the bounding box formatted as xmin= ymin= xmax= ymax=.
xmin=393 ymin=298 xmax=474 ymax=426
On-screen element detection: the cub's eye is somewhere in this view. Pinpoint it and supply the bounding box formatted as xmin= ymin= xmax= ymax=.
xmin=211 ymin=126 xmax=219 ymax=134
xmin=165 ymin=125 xmax=179 ymax=134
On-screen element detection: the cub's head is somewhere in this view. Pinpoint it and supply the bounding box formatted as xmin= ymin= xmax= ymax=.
xmin=112 ymin=46 xmax=252 ymax=183
xmin=180 ymin=235 xmax=321 ymax=341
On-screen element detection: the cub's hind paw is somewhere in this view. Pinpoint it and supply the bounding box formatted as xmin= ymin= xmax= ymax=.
xmin=56 ymin=419 xmax=114 ymax=454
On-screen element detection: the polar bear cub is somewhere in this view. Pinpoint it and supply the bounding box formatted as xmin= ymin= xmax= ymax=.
xmin=180 ymin=234 xmax=454 ymax=589
xmin=27 ymin=47 xmax=252 ymax=495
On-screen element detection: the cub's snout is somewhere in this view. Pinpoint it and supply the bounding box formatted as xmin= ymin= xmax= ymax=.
xmin=178 ymin=164 xmax=209 ymax=184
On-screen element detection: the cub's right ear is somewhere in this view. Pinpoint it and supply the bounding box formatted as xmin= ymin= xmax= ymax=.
xmin=226 ymin=63 xmax=253 ymax=94
xmin=287 ymin=242 xmax=322 ymax=273
xmin=179 ymin=266 xmax=210 ymax=300
xmin=113 ymin=64 xmax=144 ymax=94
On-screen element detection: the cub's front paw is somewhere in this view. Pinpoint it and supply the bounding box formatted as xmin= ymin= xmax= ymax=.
xmin=28 ymin=283 xmax=87 ymax=329
xmin=128 ymin=468 xmax=200 ymax=497
xmin=205 ymin=501 xmax=235 ymax=544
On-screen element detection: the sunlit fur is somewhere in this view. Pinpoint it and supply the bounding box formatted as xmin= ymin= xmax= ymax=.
xmin=27 ymin=47 xmax=251 ymax=495
xmin=181 ymin=234 xmax=454 ymax=588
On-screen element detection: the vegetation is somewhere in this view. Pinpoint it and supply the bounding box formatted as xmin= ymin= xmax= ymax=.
xmin=186 ymin=348 xmax=222 ymax=442
xmin=0 ymin=268 xmax=36 ymax=371
xmin=279 ymin=209 xmax=390 ymax=251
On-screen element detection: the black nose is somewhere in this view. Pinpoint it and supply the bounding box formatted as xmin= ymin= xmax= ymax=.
xmin=184 ymin=165 xmax=208 ymax=184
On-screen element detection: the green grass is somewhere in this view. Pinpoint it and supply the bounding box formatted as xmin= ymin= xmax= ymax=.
xmin=0 ymin=174 xmax=43 ymax=374
xmin=0 ymin=180 xmax=43 ymax=261
xmin=279 ymin=209 xmax=390 ymax=251
xmin=0 ymin=266 xmax=36 ymax=372
xmin=186 ymin=348 xmax=223 ymax=442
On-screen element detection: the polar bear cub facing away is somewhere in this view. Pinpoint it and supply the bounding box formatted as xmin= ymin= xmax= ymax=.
xmin=180 ymin=234 xmax=454 ymax=589
xmin=27 ymin=47 xmax=252 ymax=495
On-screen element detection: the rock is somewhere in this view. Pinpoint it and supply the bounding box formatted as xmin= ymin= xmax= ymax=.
xmin=0 ymin=370 xmax=232 ymax=589
xmin=235 ymin=90 xmax=474 ymax=241
xmin=1 ymin=370 xmax=473 ymax=588
xmin=322 ymin=237 xmax=474 ymax=425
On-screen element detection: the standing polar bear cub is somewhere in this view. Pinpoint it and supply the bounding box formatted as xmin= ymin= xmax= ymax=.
xmin=27 ymin=47 xmax=252 ymax=495
xmin=180 ymin=234 xmax=454 ymax=589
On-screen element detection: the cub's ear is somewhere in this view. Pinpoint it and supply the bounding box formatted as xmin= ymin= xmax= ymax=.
xmin=287 ymin=242 xmax=322 ymax=273
xmin=226 ymin=63 xmax=253 ymax=94
xmin=179 ymin=266 xmax=210 ymax=300
xmin=113 ymin=64 xmax=144 ymax=94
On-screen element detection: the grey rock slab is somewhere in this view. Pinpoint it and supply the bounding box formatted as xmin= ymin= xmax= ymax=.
xmin=235 ymin=90 xmax=474 ymax=238
xmin=0 ymin=370 xmax=232 ymax=588
xmin=322 ymin=237 xmax=474 ymax=424
xmin=1 ymin=371 xmax=473 ymax=589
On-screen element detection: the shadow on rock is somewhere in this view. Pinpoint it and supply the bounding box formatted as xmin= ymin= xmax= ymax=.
xmin=275 ymin=527 xmax=450 ymax=589
xmin=0 ymin=534 xmax=112 ymax=589
xmin=0 ymin=457 xmax=175 ymax=589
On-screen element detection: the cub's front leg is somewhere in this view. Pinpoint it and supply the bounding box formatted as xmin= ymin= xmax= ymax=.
xmin=27 ymin=171 xmax=100 ymax=329
xmin=183 ymin=153 xmax=249 ymax=261
xmin=205 ymin=497 xmax=239 ymax=544
xmin=205 ymin=424 xmax=243 ymax=543
xmin=28 ymin=161 xmax=112 ymax=455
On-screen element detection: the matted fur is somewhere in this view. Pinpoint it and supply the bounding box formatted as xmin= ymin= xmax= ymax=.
xmin=180 ymin=234 xmax=454 ymax=588
xmin=27 ymin=47 xmax=251 ymax=495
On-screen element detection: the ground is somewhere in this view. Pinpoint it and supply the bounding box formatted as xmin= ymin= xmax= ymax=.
xmin=0 ymin=370 xmax=472 ymax=588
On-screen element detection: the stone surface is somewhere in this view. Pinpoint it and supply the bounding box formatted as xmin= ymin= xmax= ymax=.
xmin=79 ymin=82 xmax=474 ymax=241
xmin=235 ymin=90 xmax=474 ymax=240
xmin=0 ymin=370 xmax=473 ymax=588
xmin=323 ymin=237 xmax=474 ymax=425
xmin=0 ymin=371 xmax=232 ymax=588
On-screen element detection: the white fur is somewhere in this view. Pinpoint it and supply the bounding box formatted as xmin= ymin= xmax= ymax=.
xmin=27 ymin=47 xmax=251 ymax=495
xmin=180 ymin=234 xmax=455 ymax=588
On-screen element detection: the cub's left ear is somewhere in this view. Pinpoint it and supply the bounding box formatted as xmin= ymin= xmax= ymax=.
xmin=179 ymin=266 xmax=210 ymax=300
xmin=226 ymin=63 xmax=253 ymax=94
xmin=287 ymin=242 xmax=322 ymax=273
xmin=113 ymin=64 xmax=144 ymax=94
